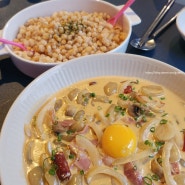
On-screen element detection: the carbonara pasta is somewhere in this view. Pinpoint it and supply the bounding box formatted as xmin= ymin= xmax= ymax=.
xmin=23 ymin=76 xmax=185 ymax=185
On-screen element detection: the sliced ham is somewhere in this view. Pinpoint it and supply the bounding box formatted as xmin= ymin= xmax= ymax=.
xmin=123 ymin=162 xmax=143 ymax=185
xmin=74 ymin=152 xmax=91 ymax=171
xmin=171 ymin=162 xmax=180 ymax=175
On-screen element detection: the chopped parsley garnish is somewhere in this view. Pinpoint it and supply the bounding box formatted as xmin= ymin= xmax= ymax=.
xmin=149 ymin=96 xmax=153 ymax=100
xmin=105 ymin=113 xmax=110 ymax=117
xmin=161 ymin=113 xmax=168 ymax=117
xmin=69 ymin=154 xmax=75 ymax=159
xmin=150 ymin=127 xmax=155 ymax=133
xmin=114 ymin=106 xmax=125 ymax=116
xmin=119 ymin=94 xmax=128 ymax=100
xmin=57 ymin=133 xmax=62 ymax=141
xmin=151 ymin=174 xmax=160 ymax=181
xmin=80 ymin=170 xmax=84 ymax=175
xmin=49 ymin=166 xmax=56 ymax=175
xmin=160 ymin=119 xmax=168 ymax=124
xmin=144 ymin=140 xmax=153 ymax=147
xmin=90 ymin=92 xmax=96 ymax=97
xmin=60 ymin=20 xmax=86 ymax=35
xmin=155 ymin=141 xmax=165 ymax=151
xmin=66 ymin=129 xmax=75 ymax=135
xmin=157 ymin=157 xmax=162 ymax=165
xmin=143 ymin=176 xmax=153 ymax=185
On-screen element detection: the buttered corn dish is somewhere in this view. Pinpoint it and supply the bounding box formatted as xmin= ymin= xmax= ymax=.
xmin=24 ymin=76 xmax=185 ymax=185
xmin=13 ymin=11 xmax=128 ymax=63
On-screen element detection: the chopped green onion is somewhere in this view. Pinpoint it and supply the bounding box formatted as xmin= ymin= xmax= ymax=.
xmin=49 ymin=168 xmax=56 ymax=176
xmin=161 ymin=113 xmax=168 ymax=117
xmin=119 ymin=94 xmax=128 ymax=100
xmin=109 ymin=100 xmax=113 ymax=104
xmin=142 ymin=116 xmax=147 ymax=122
xmin=114 ymin=166 xmax=118 ymax=170
xmin=57 ymin=133 xmax=62 ymax=141
xmin=131 ymin=79 xmax=139 ymax=84
xmin=105 ymin=113 xmax=110 ymax=117
xmin=155 ymin=141 xmax=165 ymax=151
xmin=151 ymin=174 xmax=159 ymax=181
xmin=160 ymin=119 xmax=168 ymax=124
xmin=114 ymin=106 xmax=122 ymax=112
xmin=148 ymin=112 xmax=155 ymax=117
xmin=143 ymin=176 xmax=152 ymax=185
xmin=90 ymin=92 xmax=96 ymax=97
xmin=114 ymin=106 xmax=125 ymax=116
xmin=149 ymin=96 xmax=153 ymax=100
xmin=80 ymin=170 xmax=84 ymax=175
xmin=144 ymin=140 xmax=153 ymax=147
xmin=157 ymin=157 xmax=162 ymax=165
xmin=67 ymin=129 xmax=75 ymax=134
xmin=150 ymin=127 xmax=155 ymax=133
xmin=69 ymin=154 xmax=75 ymax=159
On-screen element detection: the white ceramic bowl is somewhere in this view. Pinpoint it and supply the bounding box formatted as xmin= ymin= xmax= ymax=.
xmin=176 ymin=7 xmax=185 ymax=41
xmin=0 ymin=53 xmax=185 ymax=185
xmin=0 ymin=0 xmax=133 ymax=78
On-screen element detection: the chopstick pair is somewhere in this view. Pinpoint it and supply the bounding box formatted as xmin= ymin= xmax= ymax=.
xmin=138 ymin=0 xmax=175 ymax=47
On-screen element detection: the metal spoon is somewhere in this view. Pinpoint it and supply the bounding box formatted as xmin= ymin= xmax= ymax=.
xmin=130 ymin=0 xmax=175 ymax=50
xmin=130 ymin=14 xmax=177 ymax=51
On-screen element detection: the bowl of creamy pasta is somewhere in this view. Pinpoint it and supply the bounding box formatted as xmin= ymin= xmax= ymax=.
xmin=0 ymin=0 xmax=138 ymax=78
xmin=0 ymin=53 xmax=185 ymax=185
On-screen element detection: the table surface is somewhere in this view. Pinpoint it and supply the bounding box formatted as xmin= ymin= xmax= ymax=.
xmin=0 ymin=0 xmax=185 ymax=131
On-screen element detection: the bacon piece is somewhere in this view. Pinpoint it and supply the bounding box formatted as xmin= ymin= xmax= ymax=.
xmin=123 ymin=162 xmax=143 ymax=185
xmin=124 ymin=85 xmax=133 ymax=94
xmin=171 ymin=162 xmax=180 ymax=175
xmin=122 ymin=115 xmax=136 ymax=124
xmin=53 ymin=152 xmax=71 ymax=181
xmin=74 ymin=152 xmax=91 ymax=171
xmin=182 ymin=131 xmax=185 ymax=152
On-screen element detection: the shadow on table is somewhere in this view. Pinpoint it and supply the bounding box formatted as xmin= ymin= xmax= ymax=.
xmin=167 ymin=36 xmax=185 ymax=71
xmin=0 ymin=59 xmax=33 ymax=86
xmin=27 ymin=0 xmax=41 ymax=3
xmin=0 ymin=0 xmax=10 ymax=7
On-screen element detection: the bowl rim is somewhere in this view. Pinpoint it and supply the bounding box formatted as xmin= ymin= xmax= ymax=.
xmin=2 ymin=0 xmax=132 ymax=66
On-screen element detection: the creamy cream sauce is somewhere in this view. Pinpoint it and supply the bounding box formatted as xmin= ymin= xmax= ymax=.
xmin=24 ymin=76 xmax=185 ymax=185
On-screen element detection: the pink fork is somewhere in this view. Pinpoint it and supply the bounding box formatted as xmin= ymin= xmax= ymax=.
xmin=107 ymin=0 xmax=135 ymax=26
xmin=0 ymin=38 xmax=27 ymax=51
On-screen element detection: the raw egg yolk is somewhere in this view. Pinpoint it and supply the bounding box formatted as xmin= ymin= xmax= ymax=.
xmin=101 ymin=124 xmax=137 ymax=158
